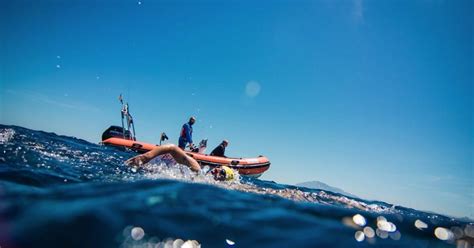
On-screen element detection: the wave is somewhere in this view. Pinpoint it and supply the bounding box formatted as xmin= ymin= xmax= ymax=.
xmin=0 ymin=124 xmax=472 ymax=248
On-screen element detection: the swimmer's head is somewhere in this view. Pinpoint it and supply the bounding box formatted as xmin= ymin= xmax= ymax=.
xmin=210 ymin=166 xmax=234 ymax=181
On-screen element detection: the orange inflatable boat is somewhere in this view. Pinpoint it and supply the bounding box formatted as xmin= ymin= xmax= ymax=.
xmin=101 ymin=126 xmax=271 ymax=178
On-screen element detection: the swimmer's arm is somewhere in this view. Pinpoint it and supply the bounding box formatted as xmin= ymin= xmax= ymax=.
xmin=125 ymin=144 xmax=201 ymax=172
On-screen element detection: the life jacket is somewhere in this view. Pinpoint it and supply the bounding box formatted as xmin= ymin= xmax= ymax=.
xmin=180 ymin=123 xmax=192 ymax=140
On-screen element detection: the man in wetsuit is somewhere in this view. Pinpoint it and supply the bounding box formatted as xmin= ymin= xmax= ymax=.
xmin=178 ymin=117 xmax=196 ymax=150
xmin=210 ymin=140 xmax=228 ymax=157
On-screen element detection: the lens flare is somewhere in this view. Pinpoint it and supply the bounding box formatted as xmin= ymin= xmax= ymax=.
xmin=389 ymin=231 xmax=401 ymax=240
xmin=354 ymin=231 xmax=365 ymax=242
xmin=352 ymin=214 xmax=367 ymax=227
xmin=245 ymin=81 xmax=261 ymax=97
xmin=376 ymin=229 xmax=389 ymax=239
xmin=363 ymin=226 xmax=375 ymax=238
xmin=415 ymin=219 xmax=428 ymax=230
xmin=464 ymin=224 xmax=474 ymax=238
xmin=131 ymin=227 xmax=145 ymax=240
xmin=434 ymin=227 xmax=454 ymax=241
xmin=377 ymin=218 xmax=397 ymax=232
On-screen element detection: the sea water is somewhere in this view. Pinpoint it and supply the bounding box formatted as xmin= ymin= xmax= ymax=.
xmin=0 ymin=124 xmax=472 ymax=248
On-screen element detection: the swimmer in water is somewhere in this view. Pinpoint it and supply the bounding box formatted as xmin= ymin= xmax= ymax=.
xmin=125 ymin=144 xmax=201 ymax=171
xmin=125 ymin=144 xmax=234 ymax=181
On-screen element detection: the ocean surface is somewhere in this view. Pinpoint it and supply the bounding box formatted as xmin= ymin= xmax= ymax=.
xmin=0 ymin=124 xmax=472 ymax=248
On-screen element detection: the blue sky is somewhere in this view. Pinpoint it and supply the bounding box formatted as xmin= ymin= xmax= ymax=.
xmin=1 ymin=0 xmax=472 ymax=218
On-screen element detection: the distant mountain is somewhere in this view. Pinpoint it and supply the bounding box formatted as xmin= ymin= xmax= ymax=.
xmin=296 ymin=181 xmax=358 ymax=198
xmin=457 ymin=216 xmax=474 ymax=222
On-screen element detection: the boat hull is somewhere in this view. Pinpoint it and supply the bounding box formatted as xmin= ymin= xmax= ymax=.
xmin=102 ymin=137 xmax=270 ymax=178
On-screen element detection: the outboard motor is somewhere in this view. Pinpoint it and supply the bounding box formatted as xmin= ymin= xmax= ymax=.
xmin=198 ymin=139 xmax=207 ymax=154
xmin=102 ymin=126 xmax=133 ymax=141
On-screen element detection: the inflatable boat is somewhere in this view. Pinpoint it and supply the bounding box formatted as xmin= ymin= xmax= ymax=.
xmin=101 ymin=126 xmax=271 ymax=178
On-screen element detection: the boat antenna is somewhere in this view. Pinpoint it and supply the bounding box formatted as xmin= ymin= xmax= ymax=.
xmin=119 ymin=94 xmax=136 ymax=141
xmin=119 ymin=94 xmax=126 ymax=139
xmin=127 ymin=103 xmax=137 ymax=141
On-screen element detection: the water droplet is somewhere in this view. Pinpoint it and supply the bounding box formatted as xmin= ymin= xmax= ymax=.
xmin=173 ymin=239 xmax=184 ymax=248
xmin=389 ymin=231 xmax=401 ymax=240
xmin=377 ymin=218 xmax=396 ymax=232
xmin=363 ymin=226 xmax=375 ymax=238
xmin=414 ymin=219 xmax=428 ymax=230
xmin=182 ymin=240 xmax=200 ymax=248
xmin=226 ymin=239 xmax=235 ymax=245
xmin=122 ymin=226 xmax=133 ymax=237
xmin=163 ymin=239 xmax=174 ymax=247
xmin=131 ymin=227 xmax=145 ymax=240
xmin=456 ymin=240 xmax=470 ymax=248
xmin=354 ymin=231 xmax=365 ymax=242
xmin=56 ymin=64 xmax=61 ymax=68
xmin=352 ymin=214 xmax=366 ymax=227
xmin=434 ymin=227 xmax=454 ymax=241
xmin=451 ymin=226 xmax=464 ymax=239
xmin=464 ymin=224 xmax=474 ymax=238
xmin=147 ymin=195 xmax=163 ymax=206
xmin=376 ymin=228 xmax=389 ymax=239
xmin=377 ymin=216 xmax=387 ymax=222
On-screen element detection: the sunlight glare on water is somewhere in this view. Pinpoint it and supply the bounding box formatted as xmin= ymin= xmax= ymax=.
xmin=434 ymin=227 xmax=454 ymax=241
xmin=0 ymin=128 xmax=15 ymax=144
xmin=120 ymin=225 xmax=201 ymax=248
xmin=464 ymin=224 xmax=474 ymax=238
xmin=352 ymin=214 xmax=367 ymax=227
xmin=376 ymin=228 xmax=389 ymax=239
xmin=354 ymin=231 xmax=365 ymax=242
xmin=131 ymin=227 xmax=145 ymax=241
xmin=363 ymin=226 xmax=375 ymax=238
xmin=389 ymin=231 xmax=402 ymax=241
xmin=2 ymin=125 xmax=473 ymax=248
xmin=377 ymin=217 xmax=397 ymax=232
xmin=415 ymin=219 xmax=428 ymax=230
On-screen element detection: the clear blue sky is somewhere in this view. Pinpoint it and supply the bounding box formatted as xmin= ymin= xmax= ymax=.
xmin=1 ymin=0 xmax=472 ymax=218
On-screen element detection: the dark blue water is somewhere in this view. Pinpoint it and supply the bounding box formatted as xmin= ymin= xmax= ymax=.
xmin=0 ymin=124 xmax=472 ymax=248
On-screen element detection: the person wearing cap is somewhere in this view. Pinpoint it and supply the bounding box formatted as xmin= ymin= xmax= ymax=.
xmin=210 ymin=166 xmax=234 ymax=181
xmin=178 ymin=117 xmax=196 ymax=150
xmin=210 ymin=140 xmax=228 ymax=157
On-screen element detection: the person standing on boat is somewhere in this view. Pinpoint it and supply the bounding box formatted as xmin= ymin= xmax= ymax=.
xmin=210 ymin=140 xmax=228 ymax=157
xmin=178 ymin=116 xmax=196 ymax=150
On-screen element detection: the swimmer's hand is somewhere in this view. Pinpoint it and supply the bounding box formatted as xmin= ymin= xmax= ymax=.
xmin=125 ymin=154 xmax=148 ymax=167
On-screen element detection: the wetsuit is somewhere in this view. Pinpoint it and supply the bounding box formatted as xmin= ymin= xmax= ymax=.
xmin=178 ymin=122 xmax=193 ymax=149
xmin=210 ymin=143 xmax=226 ymax=157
